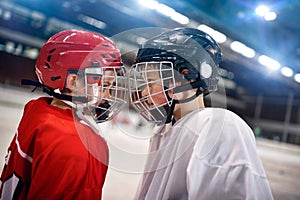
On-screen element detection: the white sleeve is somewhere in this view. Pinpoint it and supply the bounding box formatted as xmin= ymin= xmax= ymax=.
xmin=186 ymin=109 xmax=274 ymax=200
xmin=186 ymin=153 xmax=274 ymax=200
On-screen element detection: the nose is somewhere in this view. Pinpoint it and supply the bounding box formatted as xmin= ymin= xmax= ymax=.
xmin=141 ymin=86 xmax=149 ymax=97
xmin=101 ymin=87 xmax=111 ymax=99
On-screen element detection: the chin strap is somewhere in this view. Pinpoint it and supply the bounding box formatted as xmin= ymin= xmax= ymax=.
xmin=164 ymin=79 xmax=207 ymax=125
xmin=21 ymin=79 xmax=88 ymax=103
xmin=165 ymin=101 xmax=175 ymax=125
xmin=173 ymin=79 xmax=207 ymax=100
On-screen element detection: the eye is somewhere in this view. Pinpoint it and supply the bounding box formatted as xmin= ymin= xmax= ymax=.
xmin=147 ymin=82 xmax=154 ymax=89
xmin=178 ymin=66 xmax=188 ymax=74
xmin=181 ymin=68 xmax=189 ymax=75
xmin=103 ymin=82 xmax=113 ymax=88
xmin=102 ymin=85 xmax=110 ymax=90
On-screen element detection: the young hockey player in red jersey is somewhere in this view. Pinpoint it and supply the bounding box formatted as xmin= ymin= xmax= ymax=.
xmin=0 ymin=30 xmax=127 ymax=199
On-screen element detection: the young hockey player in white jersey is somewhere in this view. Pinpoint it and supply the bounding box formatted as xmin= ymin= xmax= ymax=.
xmin=129 ymin=27 xmax=274 ymax=200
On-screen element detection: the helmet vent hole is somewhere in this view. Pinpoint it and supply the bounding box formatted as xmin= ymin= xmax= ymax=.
xmin=51 ymin=76 xmax=61 ymax=81
xmin=45 ymin=63 xmax=51 ymax=69
xmin=102 ymin=53 xmax=118 ymax=63
xmin=47 ymin=55 xmax=52 ymax=62
xmin=49 ymin=48 xmax=56 ymax=53
xmin=110 ymin=54 xmax=117 ymax=58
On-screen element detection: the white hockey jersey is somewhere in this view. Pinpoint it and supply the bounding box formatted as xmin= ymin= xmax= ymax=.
xmin=135 ymin=108 xmax=274 ymax=200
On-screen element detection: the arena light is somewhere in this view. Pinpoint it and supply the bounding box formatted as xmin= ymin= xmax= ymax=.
xmin=155 ymin=3 xmax=174 ymax=15
xmin=78 ymin=14 xmax=106 ymax=29
xmin=230 ymin=41 xmax=255 ymax=58
xmin=197 ymin=24 xmax=227 ymax=43
xmin=5 ymin=41 xmax=14 ymax=53
xmin=24 ymin=48 xmax=39 ymax=59
xmin=170 ymin=12 xmax=189 ymax=25
xmin=138 ymin=0 xmax=159 ymax=10
xmin=31 ymin=11 xmax=45 ymax=21
xmin=255 ymin=5 xmax=269 ymax=16
xmin=3 ymin=10 xmax=11 ymax=20
xmin=264 ymin=11 xmax=277 ymax=21
xmin=154 ymin=3 xmax=189 ymax=24
xmin=255 ymin=5 xmax=277 ymax=21
xmin=294 ymin=74 xmax=300 ymax=83
xmin=281 ymin=67 xmax=293 ymax=77
xmin=138 ymin=0 xmax=189 ymax=24
xmin=258 ymin=55 xmax=280 ymax=71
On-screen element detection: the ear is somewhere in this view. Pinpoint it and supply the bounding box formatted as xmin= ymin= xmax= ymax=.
xmin=180 ymin=68 xmax=189 ymax=75
xmin=65 ymin=74 xmax=77 ymax=92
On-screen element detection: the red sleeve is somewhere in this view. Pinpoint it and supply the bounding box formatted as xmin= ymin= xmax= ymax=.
xmin=0 ymin=133 xmax=32 ymax=199
xmin=0 ymin=100 xmax=36 ymax=199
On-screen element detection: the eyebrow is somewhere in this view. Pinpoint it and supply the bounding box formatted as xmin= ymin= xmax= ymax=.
xmin=103 ymin=79 xmax=114 ymax=85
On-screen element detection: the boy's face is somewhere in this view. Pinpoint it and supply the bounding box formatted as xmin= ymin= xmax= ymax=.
xmin=99 ymin=70 xmax=115 ymax=104
xmin=140 ymin=64 xmax=171 ymax=108
xmin=131 ymin=61 xmax=198 ymax=123
xmin=64 ymin=66 xmax=127 ymax=122
xmin=73 ymin=70 xmax=115 ymax=103
xmin=73 ymin=70 xmax=116 ymax=121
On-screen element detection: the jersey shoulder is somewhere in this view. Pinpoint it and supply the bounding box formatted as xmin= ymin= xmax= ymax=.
xmin=190 ymin=108 xmax=256 ymax=160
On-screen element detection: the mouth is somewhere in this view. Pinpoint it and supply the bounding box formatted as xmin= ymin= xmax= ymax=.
xmin=95 ymin=101 xmax=111 ymax=121
xmin=147 ymin=100 xmax=154 ymax=106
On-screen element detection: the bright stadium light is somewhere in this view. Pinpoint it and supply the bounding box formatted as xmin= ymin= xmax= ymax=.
xmin=281 ymin=67 xmax=294 ymax=77
xmin=138 ymin=0 xmax=159 ymax=9
xmin=138 ymin=0 xmax=189 ymax=24
xmin=255 ymin=5 xmax=269 ymax=16
xmin=155 ymin=3 xmax=175 ymax=15
xmin=258 ymin=55 xmax=280 ymax=71
xmin=78 ymin=14 xmax=106 ymax=29
xmin=198 ymin=24 xmax=227 ymax=43
xmin=170 ymin=12 xmax=189 ymax=24
xmin=264 ymin=11 xmax=277 ymax=21
xmin=294 ymin=74 xmax=300 ymax=83
xmin=230 ymin=41 xmax=255 ymax=58
xmin=255 ymin=5 xmax=277 ymax=21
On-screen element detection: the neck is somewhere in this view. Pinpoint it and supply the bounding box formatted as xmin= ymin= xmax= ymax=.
xmin=50 ymin=97 xmax=72 ymax=110
xmin=173 ymin=94 xmax=205 ymax=121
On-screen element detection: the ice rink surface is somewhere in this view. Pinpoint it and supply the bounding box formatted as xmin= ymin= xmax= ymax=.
xmin=0 ymin=85 xmax=299 ymax=200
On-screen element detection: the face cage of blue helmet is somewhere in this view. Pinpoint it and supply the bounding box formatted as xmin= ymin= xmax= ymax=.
xmin=81 ymin=66 xmax=127 ymax=123
xmin=129 ymin=61 xmax=177 ymax=124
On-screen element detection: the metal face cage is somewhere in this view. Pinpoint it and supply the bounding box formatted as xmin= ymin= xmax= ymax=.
xmin=79 ymin=66 xmax=127 ymax=123
xmin=129 ymin=61 xmax=175 ymax=124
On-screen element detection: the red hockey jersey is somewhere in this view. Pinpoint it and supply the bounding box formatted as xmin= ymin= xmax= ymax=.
xmin=0 ymin=97 xmax=109 ymax=199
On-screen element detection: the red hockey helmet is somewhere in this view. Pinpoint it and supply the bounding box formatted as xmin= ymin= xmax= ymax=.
xmin=35 ymin=29 xmax=123 ymax=91
xmin=34 ymin=30 xmax=127 ymax=123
